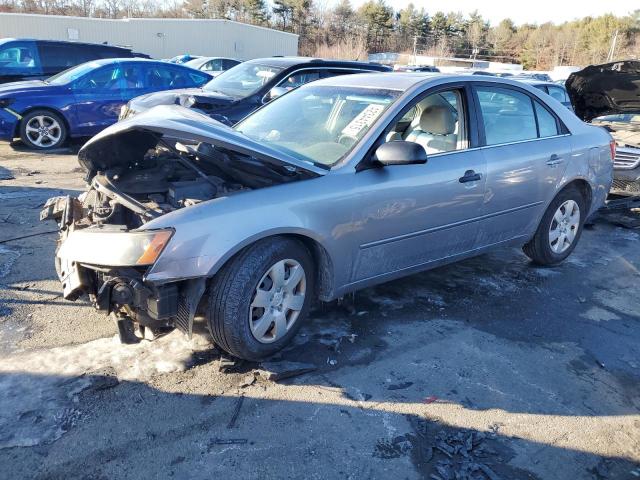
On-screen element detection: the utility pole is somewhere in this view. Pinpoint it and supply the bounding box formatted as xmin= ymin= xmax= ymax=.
xmin=607 ymin=29 xmax=619 ymax=62
xmin=412 ymin=35 xmax=418 ymax=66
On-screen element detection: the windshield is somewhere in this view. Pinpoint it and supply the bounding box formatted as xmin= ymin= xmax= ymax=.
xmin=203 ymin=62 xmax=283 ymax=98
xmin=235 ymin=85 xmax=401 ymax=167
xmin=47 ymin=62 xmax=103 ymax=85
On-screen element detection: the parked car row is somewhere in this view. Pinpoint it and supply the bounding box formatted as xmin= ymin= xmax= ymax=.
xmin=0 ymin=58 xmax=212 ymax=149
xmin=40 ymin=68 xmax=615 ymax=360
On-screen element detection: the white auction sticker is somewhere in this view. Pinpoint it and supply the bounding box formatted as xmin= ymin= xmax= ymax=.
xmin=341 ymin=104 xmax=385 ymax=137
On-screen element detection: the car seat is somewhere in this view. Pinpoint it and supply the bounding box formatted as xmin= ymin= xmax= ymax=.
xmin=404 ymin=105 xmax=457 ymax=154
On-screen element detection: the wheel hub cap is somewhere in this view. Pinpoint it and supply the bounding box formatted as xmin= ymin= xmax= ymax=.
xmin=249 ymin=259 xmax=306 ymax=344
xmin=549 ymin=199 xmax=580 ymax=254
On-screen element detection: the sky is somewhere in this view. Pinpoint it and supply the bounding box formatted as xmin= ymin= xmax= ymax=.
xmin=334 ymin=0 xmax=638 ymax=26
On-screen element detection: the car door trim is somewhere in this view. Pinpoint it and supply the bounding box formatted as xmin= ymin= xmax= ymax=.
xmin=360 ymin=200 xmax=543 ymax=249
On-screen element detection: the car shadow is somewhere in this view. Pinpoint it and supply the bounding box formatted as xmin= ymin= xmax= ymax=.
xmin=8 ymin=138 xmax=88 ymax=155
xmin=0 ymin=370 xmax=637 ymax=479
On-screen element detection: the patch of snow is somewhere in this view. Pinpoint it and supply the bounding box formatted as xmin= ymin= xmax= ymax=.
xmin=0 ymin=330 xmax=212 ymax=449
xmin=580 ymin=306 xmax=620 ymax=322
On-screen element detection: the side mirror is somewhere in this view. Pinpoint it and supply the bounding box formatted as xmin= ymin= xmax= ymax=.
xmin=265 ymin=86 xmax=287 ymax=102
xmin=374 ymin=141 xmax=427 ymax=166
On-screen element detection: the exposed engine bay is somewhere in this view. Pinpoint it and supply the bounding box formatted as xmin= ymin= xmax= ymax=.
xmin=72 ymin=140 xmax=307 ymax=230
xmin=41 ymin=107 xmax=320 ymax=343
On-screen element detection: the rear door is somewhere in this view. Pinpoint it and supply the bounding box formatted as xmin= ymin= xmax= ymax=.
xmin=473 ymin=85 xmax=571 ymax=246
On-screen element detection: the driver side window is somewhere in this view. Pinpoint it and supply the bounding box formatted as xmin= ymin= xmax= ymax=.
xmin=386 ymin=89 xmax=468 ymax=155
xmin=74 ymin=66 xmax=121 ymax=90
xmin=0 ymin=42 xmax=38 ymax=71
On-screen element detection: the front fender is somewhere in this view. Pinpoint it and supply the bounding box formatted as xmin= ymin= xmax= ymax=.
xmin=139 ymin=175 xmax=356 ymax=292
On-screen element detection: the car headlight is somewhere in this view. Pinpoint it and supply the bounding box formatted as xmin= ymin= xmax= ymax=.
xmin=57 ymin=229 xmax=173 ymax=267
xmin=183 ymin=95 xmax=197 ymax=108
xmin=0 ymin=98 xmax=15 ymax=108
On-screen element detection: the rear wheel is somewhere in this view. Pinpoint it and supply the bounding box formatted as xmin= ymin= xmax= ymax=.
xmin=206 ymin=237 xmax=314 ymax=361
xmin=523 ymin=186 xmax=586 ymax=265
xmin=20 ymin=110 xmax=67 ymax=150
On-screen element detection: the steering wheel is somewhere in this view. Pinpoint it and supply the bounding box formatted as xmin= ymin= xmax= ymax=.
xmin=338 ymin=133 xmax=358 ymax=147
xmin=88 ymin=79 xmax=98 ymax=89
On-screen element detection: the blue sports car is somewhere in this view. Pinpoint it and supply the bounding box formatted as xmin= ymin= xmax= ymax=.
xmin=0 ymin=58 xmax=212 ymax=149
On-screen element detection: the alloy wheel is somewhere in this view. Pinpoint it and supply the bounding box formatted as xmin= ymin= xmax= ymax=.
xmin=249 ymin=259 xmax=306 ymax=344
xmin=549 ymin=199 xmax=580 ymax=254
xmin=25 ymin=115 xmax=62 ymax=148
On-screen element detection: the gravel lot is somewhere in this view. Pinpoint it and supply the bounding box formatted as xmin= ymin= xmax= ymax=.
xmin=0 ymin=141 xmax=639 ymax=479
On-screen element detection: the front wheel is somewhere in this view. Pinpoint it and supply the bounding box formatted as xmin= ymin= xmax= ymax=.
xmin=523 ymin=186 xmax=586 ymax=265
xmin=20 ymin=110 xmax=67 ymax=150
xmin=206 ymin=237 xmax=314 ymax=361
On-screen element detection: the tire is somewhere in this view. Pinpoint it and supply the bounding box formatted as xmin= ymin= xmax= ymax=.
xmin=20 ymin=109 xmax=67 ymax=150
xmin=206 ymin=237 xmax=315 ymax=361
xmin=523 ymin=186 xmax=586 ymax=266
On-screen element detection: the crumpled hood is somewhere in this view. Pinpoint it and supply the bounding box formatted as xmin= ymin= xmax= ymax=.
xmin=77 ymin=104 xmax=326 ymax=177
xmin=566 ymin=60 xmax=640 ymax=122
xmin=129 ymin=88 xmax=236 ymax=112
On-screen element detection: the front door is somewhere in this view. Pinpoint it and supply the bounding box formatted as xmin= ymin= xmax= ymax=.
xmin=72 ymin=63 xmax=127 ymax=136
xmin=349 ymin=87 xmax=487 ymax=282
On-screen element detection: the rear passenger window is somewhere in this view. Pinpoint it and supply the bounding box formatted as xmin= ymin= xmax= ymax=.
xmin=476 ymin=87 xmax=537 ymax=145
xmin=535 ymin=101 xmax=559 ymax=137
xmin=277 ymin=70 xmax=321 ymax=90
xmin=38 ymin=44 xmax=82 ymax=69
xmin=222 ymin=59 xmax=240 ymax=70
xmin=547 ymin=85 xmax=568 ymax=103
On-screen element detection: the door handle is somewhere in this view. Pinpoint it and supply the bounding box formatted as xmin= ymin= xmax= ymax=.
xmin=546 ymin=154 xmax=564 ymax=167
xmin=459 ymin=170 xmax=482 ymax=183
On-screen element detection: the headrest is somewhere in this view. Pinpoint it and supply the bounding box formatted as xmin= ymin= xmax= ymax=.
xmin=419 ymin=105 xmax=456 ymax=135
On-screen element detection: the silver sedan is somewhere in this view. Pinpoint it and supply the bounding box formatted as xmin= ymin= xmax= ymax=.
xmin=43 ymin=73 xmax=614 ymax=360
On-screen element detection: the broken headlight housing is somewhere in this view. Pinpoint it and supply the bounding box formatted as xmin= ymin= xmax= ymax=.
xmin=57 ymin=229 xmax=174 ymax=267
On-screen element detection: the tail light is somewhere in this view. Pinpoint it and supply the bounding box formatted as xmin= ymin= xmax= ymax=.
xmin=609 ymin=140 xmax=616 ymax=161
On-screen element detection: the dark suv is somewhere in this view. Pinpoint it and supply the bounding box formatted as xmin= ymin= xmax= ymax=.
xmin=0 ymin=38 xmax=148 ymax=84
xmin=121 ymin=57 xmax=391 ymax=125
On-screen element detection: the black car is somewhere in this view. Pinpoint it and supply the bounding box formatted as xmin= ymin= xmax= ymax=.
xmin=0 ymin=38 xmax=149 ymax=84
xmin=121 ymin=57 xmax=391 ymax=125
xmin=567 ymin=60 xmax=640 ymax=197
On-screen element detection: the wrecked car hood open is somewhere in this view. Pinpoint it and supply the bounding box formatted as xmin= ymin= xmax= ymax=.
xmin=78 ymin=104 xmax=327 ymax=178
xmin=566 ymin=60 xmax=640 ymax=122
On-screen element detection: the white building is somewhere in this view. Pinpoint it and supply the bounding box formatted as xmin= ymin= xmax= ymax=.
xmin=0 ymin=13 xmax=298 ymax=60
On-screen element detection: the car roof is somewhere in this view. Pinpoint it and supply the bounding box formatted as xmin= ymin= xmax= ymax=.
xmin=306 ymin=71 xmax=556 ymax=92
xmin=0 ymin=38 xmax=132 ymax=50
xmin=81 ymin=58 xmax=183 ymax=67
xmin=188 ymin=56 xmax=239 ymax=62
xmin=245 ymin=56 xmax=388 ymax=70
xmin=513 ymin=78 xmax=563 ymax=87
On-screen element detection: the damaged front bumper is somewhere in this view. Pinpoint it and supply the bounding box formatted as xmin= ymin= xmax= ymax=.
xmin=40 ymin=195 xmax=203 ymax=337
